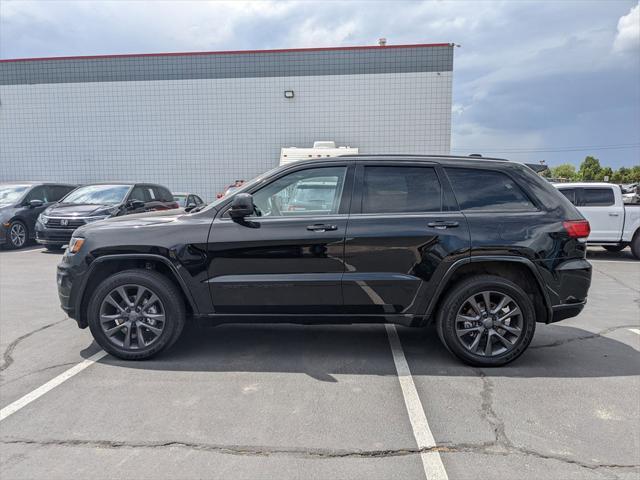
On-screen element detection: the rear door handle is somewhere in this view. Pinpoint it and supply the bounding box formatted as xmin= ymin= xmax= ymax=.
xmin=306 ymin=224 xmax=338 ymax=232
xmin=427 ymin=221 xmax=459 ymax=229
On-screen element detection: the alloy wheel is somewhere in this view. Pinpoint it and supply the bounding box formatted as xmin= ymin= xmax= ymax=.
xmin=10 ymin=223 xmax=26 ymax=248
xmin=99 ymin=284 xmax=166 ymax=350
xmin=455 ymin=291 xmax=523 ymax=357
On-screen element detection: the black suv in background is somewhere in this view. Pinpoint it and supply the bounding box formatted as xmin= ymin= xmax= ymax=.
xmin=0 ymin=182 xmax=77 ymax=249
xmin=57 ymin=156 xmax=592 ymax=366
xmin=36 ymin=183 xmax=179 ymax=250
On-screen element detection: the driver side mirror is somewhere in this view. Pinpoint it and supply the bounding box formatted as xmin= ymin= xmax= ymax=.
xmin=28 ymin=199 xmax=44 ymax=208
xmin=185 ymin=202 xmax=197 ymax=212
xmin=229 ymin=193 xmax=254 ymax=219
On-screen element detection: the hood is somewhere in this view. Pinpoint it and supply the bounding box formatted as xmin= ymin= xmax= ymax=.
xmin=75 ymin=208 xmax=186 ymax=236
xmin=45 ymin=203 xmax=115 ymax=217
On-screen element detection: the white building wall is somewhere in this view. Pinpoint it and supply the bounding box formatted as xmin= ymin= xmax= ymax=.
xmin=0 ymin=72 xmax=452 ymax=200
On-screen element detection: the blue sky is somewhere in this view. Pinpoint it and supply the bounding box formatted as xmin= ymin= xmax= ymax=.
xmin=1 ymin=0 xmax=639 ymax=168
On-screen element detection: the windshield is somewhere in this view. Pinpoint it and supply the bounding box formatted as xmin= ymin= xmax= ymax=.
xmin=62 ymin=184 xmax=130 ymax=205
xmin=174 ymin=195 xmax=188 ymax=207
xmin=0 ymin=185 xmax=30 ymax=204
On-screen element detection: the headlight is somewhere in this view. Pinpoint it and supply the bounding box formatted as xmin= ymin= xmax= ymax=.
xmin=68 ymin=237 xmax=85 ymax=254
xmin=83 ymin=215 xmax=109 ymax=223
xmin=38 ymin=214 xmax=49 ymax=225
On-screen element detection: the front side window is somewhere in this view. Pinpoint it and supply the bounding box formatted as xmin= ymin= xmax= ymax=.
xmin=252 ymin=167 xmax=346 ymax=217
xmin=25 ymin=186 xmax=48 ymax=203
xmin=445 ymin=168 xmax=536 ymax=212
xmin=47 ymin=185 xmax=75 ymax=202
xmin=362 ymin=166 xmax=442 ymax=214
xmin=62 ymin=185 xmax=130 ymax=205
xmin=581 ymin=188 xmax=614 ymax=207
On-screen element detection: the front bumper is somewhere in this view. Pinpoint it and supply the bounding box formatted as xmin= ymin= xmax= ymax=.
xmin=36 ymin=222 xmax=75 ymax=245
xmin=57 ymin=253 xmax=89 ymax=328
xmin=0 ymin=224 xmax=6 ymax=244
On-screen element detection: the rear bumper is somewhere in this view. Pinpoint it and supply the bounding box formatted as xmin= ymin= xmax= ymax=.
xmin=550 ymin=302 xmax=586 ymax=323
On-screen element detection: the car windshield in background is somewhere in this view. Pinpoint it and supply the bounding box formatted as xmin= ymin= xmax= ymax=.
xmin=62 ymin=184 xmax=130 ymax=205
xmin=174 ymin=195 xmax=188 ymax=207
xmin=0 ymin=185 xmax=30 ymax=204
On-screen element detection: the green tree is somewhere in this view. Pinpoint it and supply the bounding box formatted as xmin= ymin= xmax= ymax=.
xmin=577 ymin=156 xmax=602 ymax=181
xmin=551 ymin=163 xmax=577 ymax=180
xmin=611 ymin=167 xmax=629 ymax=183
xmin=598 ymin=166 xmax=613 ymax=182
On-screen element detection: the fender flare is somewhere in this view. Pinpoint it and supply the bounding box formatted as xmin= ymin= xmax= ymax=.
xmin=75 ymin=253 xmax=199 ymax=320
xmin=424 ymin=255 xmax=552 ymax=323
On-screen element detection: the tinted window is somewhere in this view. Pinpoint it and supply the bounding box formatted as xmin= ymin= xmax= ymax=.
xmin=153 ymin=186 xmax=174 ymax=202
xmin=445 ymin=168 xmax=536 ymax=211
xmin=362 ymin=166 xmax=441 ymax=214
xmin=47 ymin=185 xmax=74 ymax=202
xmin=130 ymin=186 xmax=152 ymax=202
xmin=558 ymin=188 xmax=577 ymax=205
xmin=581 ymin=188 xmax=614 ymax=207
xmin=252 ymin=166 xmax=346 ymax=217
xmin=25 ymin=186 xmax=48 ymax=203
xmin=194 ymin=196 xmax=203 ymax=205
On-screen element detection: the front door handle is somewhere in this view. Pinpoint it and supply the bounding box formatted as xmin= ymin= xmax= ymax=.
xmin=609 ymin=212 xmax=620 ymax=216
xmin=427 ymin=221 xmax=459 ymax=230
xmin=307 ymin=224 xmax=338 ymax=232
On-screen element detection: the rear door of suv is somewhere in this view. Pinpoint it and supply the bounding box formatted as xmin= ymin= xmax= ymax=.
xmin=342 ymin=160 xmax=470 ymax=317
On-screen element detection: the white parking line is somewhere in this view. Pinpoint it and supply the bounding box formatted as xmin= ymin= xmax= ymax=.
xmin=1 ymin=248 xmax=45 ymax=254
xmin=629 ymin=328 xmax=640 ymax=336
xmin=385 ymin=324 xmax=448 ymax=480
xmin=0 ymin=351 xmax=107 ymax=422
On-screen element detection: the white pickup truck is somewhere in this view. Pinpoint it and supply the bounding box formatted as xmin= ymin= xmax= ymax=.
xmin=554 ymin=182 xmax=640 ymax=259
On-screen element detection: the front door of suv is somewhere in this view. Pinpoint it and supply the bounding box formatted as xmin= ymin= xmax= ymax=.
xmin=343 ymin=162 xmax=470 ymax=316
xmin=207 ymin=164 xmax=353 ymax=315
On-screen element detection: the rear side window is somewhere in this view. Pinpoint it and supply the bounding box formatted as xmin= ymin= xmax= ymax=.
xmin=445 ymin=168 xmax=536 ymax=212
xmin=362 ymin=166 xmax=442 ymax=213
xmin=581 ymin=188 xmax=614 ymax=207
xmin=558 ymin=188 xmax=577 ymax=205
xmin=153 ymin=186 xmax=174 ymax=202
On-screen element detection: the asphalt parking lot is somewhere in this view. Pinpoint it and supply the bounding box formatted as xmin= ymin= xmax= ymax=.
xmin=0 ymin=246 xmax=638 ymax=480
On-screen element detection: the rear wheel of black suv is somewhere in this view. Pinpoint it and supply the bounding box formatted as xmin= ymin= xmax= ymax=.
xmin=436 ymin=275 xmax=536 ymax=367
xmin=87 ymin=269 xmax=186 ymax=360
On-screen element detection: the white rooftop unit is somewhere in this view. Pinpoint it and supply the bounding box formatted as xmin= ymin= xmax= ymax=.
xmin=280 ymin=141 xmax=359 ymax=166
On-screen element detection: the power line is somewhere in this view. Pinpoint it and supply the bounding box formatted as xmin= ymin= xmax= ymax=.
xmin=450 ymin=143 xmax=640 ymax=154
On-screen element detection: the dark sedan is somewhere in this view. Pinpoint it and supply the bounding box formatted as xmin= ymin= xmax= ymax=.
xmin=0 ymin=182 xmax=77 ymax=249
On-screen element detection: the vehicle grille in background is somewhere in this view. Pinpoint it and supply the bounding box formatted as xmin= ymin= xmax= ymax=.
xmin=45 ymin=218 xmax=85 ymax=229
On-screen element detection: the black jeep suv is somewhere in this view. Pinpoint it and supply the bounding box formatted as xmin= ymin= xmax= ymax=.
xmin=57 ymin=155 xmax=592 ymax=366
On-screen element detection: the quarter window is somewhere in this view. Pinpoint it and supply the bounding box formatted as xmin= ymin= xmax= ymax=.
xmin=252 ymin=167 xmax=347 ymax=217
xmin=581 ymin=188 xmax=614 ymax=207
xmin=445 ymin=168 xmax=536 ymax=212
xmin=362 ymin=166 xmax=442 ymax=213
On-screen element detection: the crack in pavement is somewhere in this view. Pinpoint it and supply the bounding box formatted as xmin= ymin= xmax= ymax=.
xmin=0 ymin=318 xmax=69 ymax=372
xmin=0 ymin=362 xmax=77 ymax=386
xmin=471 ymin=369 xmax=639 ymax=479
xmin=1 ymin=437 xmax=637 ymax=473
xmin=530 ymin=324 xmax=640 ymax=349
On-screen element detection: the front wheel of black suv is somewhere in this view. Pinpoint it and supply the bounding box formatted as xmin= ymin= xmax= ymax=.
xmin=87 ymin=269 xmax=186 ymax=360
xmin=436 ymin=275 xmax=536 ymax=367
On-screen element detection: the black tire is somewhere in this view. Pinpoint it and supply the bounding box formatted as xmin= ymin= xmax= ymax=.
xmin=45 ymin=244 xmax=64 ymax=251
xmin=603 ymin=245 xmax=625 ymax=253
xmin=631 ymin=233 xmax=640 ymax=260
xmin=87 ymin=269 xmax=186 ymax=360
xmin=436 ymin=275 xmax=536 ymax=367
xmin=5 ymin=220 xmax=28 ymax=249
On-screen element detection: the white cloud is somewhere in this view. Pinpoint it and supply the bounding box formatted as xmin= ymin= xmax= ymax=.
xmin=614 ymin=2 xmax=640 ymax=53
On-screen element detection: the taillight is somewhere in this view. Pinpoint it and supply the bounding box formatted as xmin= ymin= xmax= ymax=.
xmin=563 ymin=220 xmax=590 ymax=238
